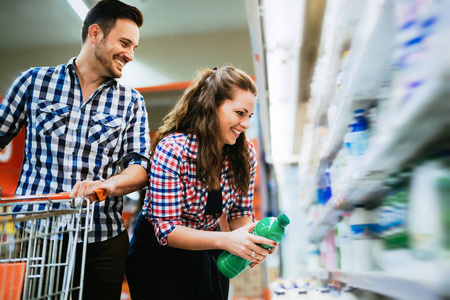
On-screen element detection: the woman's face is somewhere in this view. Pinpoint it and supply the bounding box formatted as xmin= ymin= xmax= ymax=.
xmin=216 ymin=88 xmax=256 ymax=148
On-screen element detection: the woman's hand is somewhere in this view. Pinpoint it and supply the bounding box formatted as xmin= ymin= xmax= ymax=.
xmin=224 ymin=221 xmax=278 ymax=266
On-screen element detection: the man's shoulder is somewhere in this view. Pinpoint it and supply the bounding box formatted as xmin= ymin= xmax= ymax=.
xmin=26 ymin=63 xmax=68 ymax=77
xmin=116 ymin=83 xmax=142 ymax=99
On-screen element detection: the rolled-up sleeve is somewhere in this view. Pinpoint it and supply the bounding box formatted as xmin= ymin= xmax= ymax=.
xmin=122 ymin=92 xmax=151 ymax=174
xmin=149 ymin=140 xmax=185 ymax=245
xmin=227 ymin=140 xmax=257 ymax=221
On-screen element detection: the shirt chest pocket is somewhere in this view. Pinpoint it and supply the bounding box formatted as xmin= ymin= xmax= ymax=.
xmin=36 ymin=101 xmax=70 ymax=137
xmin=88 ymin=113 xmax=123 ymax=149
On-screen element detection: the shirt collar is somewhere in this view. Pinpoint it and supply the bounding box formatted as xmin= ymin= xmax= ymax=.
xmin=67 ymin=57 xmax=118 ymax=89
xmin=184 ymin=133 xmax=198 ymax=159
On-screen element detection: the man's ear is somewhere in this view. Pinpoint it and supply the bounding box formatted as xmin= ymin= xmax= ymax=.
xmin=88 ymin=24 xmax=103 ymax=44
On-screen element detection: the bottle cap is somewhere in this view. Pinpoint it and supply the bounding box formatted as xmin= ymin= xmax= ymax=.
xmin=277 ymin=214 xmax=290 ymax=227
xmin=274 ymin=288 xmax=286 ymax=295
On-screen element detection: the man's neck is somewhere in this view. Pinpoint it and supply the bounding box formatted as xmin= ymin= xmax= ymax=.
xmin=73 ymin=55 xmax=106 ymax=103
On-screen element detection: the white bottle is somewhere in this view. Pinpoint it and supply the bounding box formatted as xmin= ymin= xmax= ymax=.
xmin=408 ymin=158 xmax=450 ymax=260
xmin=335 ymin=215 xmax=352 ymax=271
xmin=349 ymin=206 xmax=376 ymax=271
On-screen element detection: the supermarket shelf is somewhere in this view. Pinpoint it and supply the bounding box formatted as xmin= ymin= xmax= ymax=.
xmin=359 ymin=82 xmax=450 ymax=176
xmin=309 ymin=78 xmax=450 ymax=243
xmin=308 ymin=263 xmax=450 ymax=300
xmin=308 ymin=171 xmax=385 ymax=243
xmin=337 ymin=266 xmax=450 ymax=300
xmin=318 ymin=0 xmax=395 ymax=162
xmin=307 ymin=198 xmax=347 ymax=243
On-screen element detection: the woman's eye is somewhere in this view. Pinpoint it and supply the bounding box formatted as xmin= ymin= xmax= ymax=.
xmin=236 ymin=111 xmax=243 ymax=116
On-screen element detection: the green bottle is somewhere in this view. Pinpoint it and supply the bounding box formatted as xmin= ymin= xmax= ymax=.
xmin=217 ymin=214 xmax=290 ymax=279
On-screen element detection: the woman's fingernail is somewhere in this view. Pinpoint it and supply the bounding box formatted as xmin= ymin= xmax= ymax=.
xmin=269 ymin=250 xmax=273 ymax=254
xmin=273 ymin=242 xmax=277 ymax=246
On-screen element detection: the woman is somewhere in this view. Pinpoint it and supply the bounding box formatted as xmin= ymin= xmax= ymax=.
xmin=126 ymin=66 xmax=277 ymax=300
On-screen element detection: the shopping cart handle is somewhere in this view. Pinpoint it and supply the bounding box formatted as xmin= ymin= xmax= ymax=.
xmin=93 ymin=189 xmax=106 ymax=201
xmin=0 ymin=189 xmax=106 ymax=202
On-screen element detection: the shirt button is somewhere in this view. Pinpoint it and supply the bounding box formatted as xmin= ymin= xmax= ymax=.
xmin=72 ymin=151 xmax=76 ymax=155
xmin=76 ymin=129 xmax=79 ymax=133
xmin=70 ymin=174 xmax=74 ymax=179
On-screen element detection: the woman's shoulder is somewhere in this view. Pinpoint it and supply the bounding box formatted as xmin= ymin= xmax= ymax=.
xmin=157 ymin=132 xmax=197 ymax=158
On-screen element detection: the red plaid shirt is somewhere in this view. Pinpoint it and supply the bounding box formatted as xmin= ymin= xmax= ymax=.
xmin=141 ymin=132 xmax=256 ymax=245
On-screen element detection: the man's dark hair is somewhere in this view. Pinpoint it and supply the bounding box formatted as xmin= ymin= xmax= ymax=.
xmin=81 ymin=0 xmax=144 ymax=44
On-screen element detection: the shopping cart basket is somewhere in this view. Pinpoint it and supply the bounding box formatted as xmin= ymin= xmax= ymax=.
xmin=0 ymin=189 xmax=105 ymax=300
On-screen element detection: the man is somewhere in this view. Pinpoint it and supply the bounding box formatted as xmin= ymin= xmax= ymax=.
xmin=0 ymin=0 xmax=150 ymax=298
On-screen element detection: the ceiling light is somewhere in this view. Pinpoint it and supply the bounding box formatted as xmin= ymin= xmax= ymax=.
xmin=67 ymin=0 xmax=89 ymax=20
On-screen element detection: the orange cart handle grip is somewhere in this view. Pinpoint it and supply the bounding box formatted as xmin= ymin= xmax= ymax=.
xmin=0 ymin=189 xmax=106 ymax=202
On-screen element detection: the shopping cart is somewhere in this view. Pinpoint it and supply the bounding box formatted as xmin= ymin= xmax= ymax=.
xmin=0 ymin=189 xmax=105 ymax=300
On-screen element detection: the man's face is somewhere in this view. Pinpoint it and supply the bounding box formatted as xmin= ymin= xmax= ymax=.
xmin=94 ymin=18 xmax=140 ymax=78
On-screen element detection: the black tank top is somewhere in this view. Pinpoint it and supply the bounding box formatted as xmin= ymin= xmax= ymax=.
xmin=204 ymin=189 xmax=222 ymax=216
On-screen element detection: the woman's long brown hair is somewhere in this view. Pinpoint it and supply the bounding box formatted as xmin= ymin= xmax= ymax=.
xmin=151 ymin=66 xmax=257 ymax=195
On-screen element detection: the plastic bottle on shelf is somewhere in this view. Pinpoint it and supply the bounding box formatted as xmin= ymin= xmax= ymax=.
xmin=408 ymin=157 xmax=450 ymax=260
xmin=217 ymin=214 xmax=290 ymax=279
xmin=348 ymin=109 xmax=370 ymax=160
xmin=335 ymin=214 xmax=352 ymax=271
xmin=377 ymin=170 xmax=413 ymax=271
xmin=324 ymin=168 xmax=333 ymax=203
xmin=349 ymin=205 xmax=377 ymax=271
xmin=341 ymin=125 xmax=353 ymax=180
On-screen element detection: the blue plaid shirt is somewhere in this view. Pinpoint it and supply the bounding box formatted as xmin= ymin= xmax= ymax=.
xmin=0 ymin=58 xmax=151 ymax=243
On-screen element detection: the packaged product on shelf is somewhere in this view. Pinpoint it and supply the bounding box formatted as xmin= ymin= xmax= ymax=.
xmin=408 ymin=157 xmax=450 ymax=261
xmin=387 ymin=0 xmax=450 ymax=130
xmin=306 ymin=243 xmax=321 ymax=271
xmin=349 ymin=205 xmax=378 ymax=271
xmin=320 ymin=169 xmax=333 ymax=205
xmin=319 ymin=230 xmax=337 ymax=271
xmin=329 ymin=144 xmax=351 ymax=199
xmin=348 ymin=109 xmax=370 ymax=160
xmin=335 ymin=214 xmax=352 ymax=271
xmin=377 ymin=170 xmax=414 ymax=271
